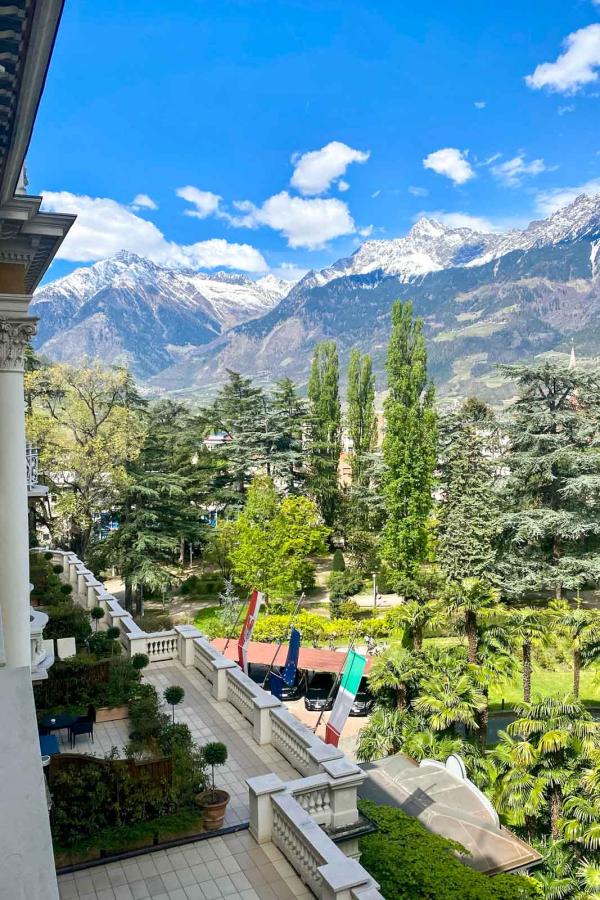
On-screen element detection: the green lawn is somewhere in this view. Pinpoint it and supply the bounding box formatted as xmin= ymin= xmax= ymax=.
xmin=488 ymin=666 xmax=600 ymax=710
xmin=194 ymin=605 xmax=222 ymax=632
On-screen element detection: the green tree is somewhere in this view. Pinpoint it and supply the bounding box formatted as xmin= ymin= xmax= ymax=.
xmin=501 ymin=609 xmax=547 ymax=702
xmin=163 ymin=685 xmax=185 ymax=724
xmin=493 ymin=697 xmax=598 ymax=839
xmin=381 ymin=300 xmax=437 ymax=578
xmin=307 ymin=341 xmax=341 ymax=527
xmin=346 ymin=348 xmax=377 ymax=483
xmin=438 ymin=399 xmax=499 ymax=582
xmin=367 ymin=646 xmax=423 ymax=710
xmin=26 ymin=361 xmax=145 ymax=556
xmin=98 ymin=401 xmax=204 ymax=613
xmin=445 ymin=577 xmax=499 ymax=665
xmin=550 ymin=601 xmax=600 ymax=698
xmin=413 ymin=672 xmax=486 ymax=735
xmin=269 ymin=378 xmax=307 ymax=494
xmin=498 ymin=361 xmax=600 ymax=601
xmin=230 ymin=475 xmax=328 ymax=601
xmin=391 ymin=598 xmax=445 ymax=651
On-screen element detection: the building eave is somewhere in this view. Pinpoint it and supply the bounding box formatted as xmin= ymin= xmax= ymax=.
xmin=0 ymin=193 xmax=74 ymax=291
xmin=0 ymin=0 xmax=67 ymax=204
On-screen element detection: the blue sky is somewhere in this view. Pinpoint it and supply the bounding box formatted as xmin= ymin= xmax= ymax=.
xmin=28 ymin=0 xmax=600 ymax=283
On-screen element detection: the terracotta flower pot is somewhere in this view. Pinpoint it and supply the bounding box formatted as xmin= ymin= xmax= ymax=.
xmin=197 ymin=789 xmax=230 ymax=831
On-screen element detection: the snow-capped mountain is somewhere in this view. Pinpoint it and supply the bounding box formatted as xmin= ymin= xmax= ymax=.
xmin=31 ymin=252 xmax=291 ymax=377
xmin=32 ymin=192 xmax=600 ymax=398
xmin=295 ymin=193 xmax=600 ymax=290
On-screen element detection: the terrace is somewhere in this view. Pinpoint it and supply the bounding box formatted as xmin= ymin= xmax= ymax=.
xmin=43 ymin=550 xmax=384 ymax=900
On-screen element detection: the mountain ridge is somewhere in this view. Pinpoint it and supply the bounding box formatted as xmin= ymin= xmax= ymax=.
xmin=32 ymin=193 xmax=600 ymax=398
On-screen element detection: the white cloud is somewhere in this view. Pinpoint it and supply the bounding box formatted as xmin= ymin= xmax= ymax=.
xmin=358 ymin=225 xmax=374 ymax=237
xmin=525 ymin=24 xmax=600 ymax=94
xmin=423 ymin=148 xmax=475 ymax=185
xmin=337 ymin=179 xmax=350 ymax=192
xmin=491 ymin=154 xmax=548 ymax=187
xmin=226 ymin=191 xmax=357 ymax=249
xmin=418 ymin=209 xmax=529 ymax=233
xmin=371 ymin=189 xmax=381 ymax=198
xmin=176 ymin=185 xmax=222 ymax=219
xmin=558 ymin=104 xmax=575 ymax=115
xmin=408 ymin=185 xmax=429 ymax=197
xmin=270 ymin=262 xmax=309 ymax=282
xmin=131 ymin=193 xmax=158 ymax=210
xmin=40 ymin=191 xmax=268 ymax=272
xmin=534 ymin=177 xmax=600 ymax=216
xmin=290 ymin=141 xmax=370 ymax=195
xmin=474 ymin=100 xmax=486 ymax=109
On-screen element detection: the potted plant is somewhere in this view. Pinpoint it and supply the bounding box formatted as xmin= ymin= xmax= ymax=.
xmin=197 ymin=742 xmax=229 ymax=830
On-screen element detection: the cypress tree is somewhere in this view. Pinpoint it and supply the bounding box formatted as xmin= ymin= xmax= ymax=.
xmin=307 ymin=341 xmax=341 ymax=527
xmin=381 ymin=300 xmax=437 ymax=578
xmin=346 ymin=348 xmax=377 ymax=484
xmin=437 ymin=398 xmax=499 ymax=581
xmin=498 ymin=361 xmax=600 ymax=600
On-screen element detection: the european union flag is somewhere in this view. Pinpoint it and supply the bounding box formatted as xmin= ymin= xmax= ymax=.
xmin=270 ymin=671 xmax=284 ymax=699
xmin=282 ymin=627 xmax=301 ymax=686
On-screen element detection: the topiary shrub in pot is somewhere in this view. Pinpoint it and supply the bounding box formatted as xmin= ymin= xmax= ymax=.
xmin=197 ymin=741 xmax=229 ymax=830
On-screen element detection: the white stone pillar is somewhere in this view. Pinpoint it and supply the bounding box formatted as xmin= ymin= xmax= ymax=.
xmin=0 ymin=303 xmax=36 ymax=668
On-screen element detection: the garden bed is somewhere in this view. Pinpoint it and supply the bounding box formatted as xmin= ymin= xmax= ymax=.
xmin=54 ymin=809 xmax=206 ymax=869
xmin=95 ymin=704 xmax=129 ymax=723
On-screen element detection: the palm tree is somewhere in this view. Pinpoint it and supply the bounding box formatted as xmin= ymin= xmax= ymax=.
xmin=502 ymin=608 xmax=547 ymax=702
xmin=561 ymin=751 xmax=600 ymax=851
xmin=495 ymin=697 xmax=598 ymax=839
xmin=367 ymin=646 xmax=422 ymax=710
xmin=413 ymin=671 xmax=486 ymax=735
xmin=401 ymin=727 xmax=464 ymax=763
xmin=475 ymin=627 xmax=519 ymax=749
xmin=550 ymin=602 xmax=600 ymax=698
xmin=391 ymin=598 xmax=445 ymax=651
xmin=532 ymin=839 xmax=600 ymax=900
xmin=356 ymin=707 xmax=408 ymax=762
xmin=445 ymin=577 xmax=498 ymax=664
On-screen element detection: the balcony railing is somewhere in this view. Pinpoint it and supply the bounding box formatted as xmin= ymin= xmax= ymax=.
xmin=26 ymin=442 xmax=39 ymax=490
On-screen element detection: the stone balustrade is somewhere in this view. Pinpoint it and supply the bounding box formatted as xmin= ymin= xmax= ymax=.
xmin=31 ymin=548 xmax=382 ymax=898
xmin=248 ymin=778 xmax=383 ymax=900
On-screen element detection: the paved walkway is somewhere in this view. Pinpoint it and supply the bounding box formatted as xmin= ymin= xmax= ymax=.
xmin=57 ymin=828 xmax=314 ymax=900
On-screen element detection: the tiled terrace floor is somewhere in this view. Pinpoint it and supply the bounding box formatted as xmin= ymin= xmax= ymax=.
xmin=57 ymin=828 xmax=314 ymax=900
xmin=63 ymin=660 xmax=298 ymax=826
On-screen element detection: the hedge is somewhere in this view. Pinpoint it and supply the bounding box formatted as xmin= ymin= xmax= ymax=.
xmin=358 ymin=801 xmax=539 ymax=900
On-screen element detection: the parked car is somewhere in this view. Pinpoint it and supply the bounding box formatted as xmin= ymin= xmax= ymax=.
xmin=247 ymin=663 xmax=306 ymax=700
xmin=349 ymin=678 xmax=375 ymax=716
xmin=304 ymin=672 xmax=338 ymax=711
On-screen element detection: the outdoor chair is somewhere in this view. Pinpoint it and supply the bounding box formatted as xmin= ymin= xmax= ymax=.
xmin=69 ymin=717 xmax=94 ymax=748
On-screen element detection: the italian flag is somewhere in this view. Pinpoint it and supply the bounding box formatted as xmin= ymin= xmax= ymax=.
xmin=325 ymin=649 xmax=367 ymax=747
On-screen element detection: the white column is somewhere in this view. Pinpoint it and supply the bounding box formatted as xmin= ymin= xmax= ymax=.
xmin=0 ymin=301 xmax=36 ymax=668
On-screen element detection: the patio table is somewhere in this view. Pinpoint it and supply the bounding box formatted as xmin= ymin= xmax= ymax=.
xmin=39 ymin=713 xmax=77 ymax=732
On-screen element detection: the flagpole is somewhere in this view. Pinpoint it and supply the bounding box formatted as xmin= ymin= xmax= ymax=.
xmin=223 ymin=591 xmax=250 ymax=655
xmin=261 ymin=592 xmax=305 ymax=689
xmin=313 ymin=622 xmax=362 ymax=734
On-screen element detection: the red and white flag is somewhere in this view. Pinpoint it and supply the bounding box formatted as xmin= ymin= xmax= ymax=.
xmin=237 ymin=589 xmax=263 ymax=673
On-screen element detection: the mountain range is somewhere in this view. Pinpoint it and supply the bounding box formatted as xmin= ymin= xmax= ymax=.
xmin=32 ymin=193 xmax=600 ymax=402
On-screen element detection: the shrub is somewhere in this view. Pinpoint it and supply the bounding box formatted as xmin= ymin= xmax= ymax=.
xmin=253 ymin=610 xmax=326 ymax=645
xmin=328 ymin=568 xmax=364 ymax=601
xmin=34 ymin=654 xmax=141 ymax=711
xmin=357 ymin=801 xmax=538 ymax=900
xmin=181 ymin=574 xmax=202 ymax=595
xmin=87 ymin=630 xmax=121 ymax=659
xmin=60 ymin=584 xmax=73 ymax=596
xmin=90 ymin=606 xmax=105 ymax=630
xmin=332 ymin=549 xmax=346 ymax=572
xmin=44 ymin=551 xmax=53 ymax=560
xmin=203 ymin=742 xmax=228 ymax=795
xmin=128 ymin=684 xmax=168 ymax=746
xmin=164 ymin=685 xmax=185 ymax=724
xmin=52 ymin=564 xmax=64 ymax=574
xmin=134 ymin=612 xmax=173 ymax=633
xmin=44 ymin=604 xmax=92 ymax=646
xmin=132 ymin=653 xmax=149 ymax=671
xmin=29 ymin=551 xmax=70 ymax=605
xmin=268 ymin=598 xmax=296 ymax=616
xmin=336 ymin=599 xmax=362 ymax=620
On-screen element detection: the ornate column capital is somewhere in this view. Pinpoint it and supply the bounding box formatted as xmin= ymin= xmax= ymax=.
xmin=0 ymin=316 xmax=37 ymax=372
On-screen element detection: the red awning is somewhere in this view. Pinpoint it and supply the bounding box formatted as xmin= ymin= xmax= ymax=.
xmin=211 ymin=638 xmax=372 ymax=674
